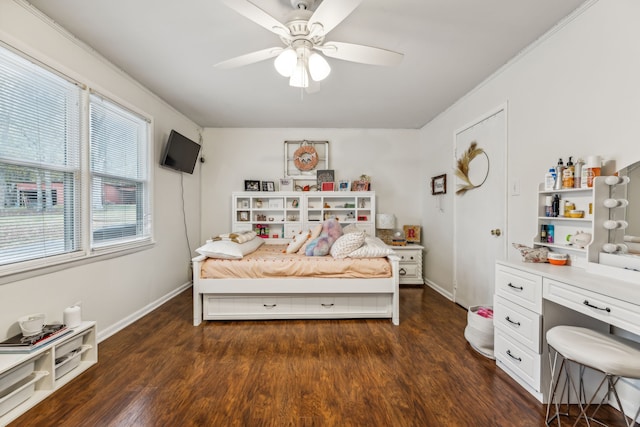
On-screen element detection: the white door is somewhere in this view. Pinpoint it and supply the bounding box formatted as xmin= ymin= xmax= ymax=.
xmin=454 ymin=106 xmax=507 ymax=308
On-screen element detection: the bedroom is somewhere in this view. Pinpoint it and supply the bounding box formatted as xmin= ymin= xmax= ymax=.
xmin=1 ymin=0 xmax=640 ymax=425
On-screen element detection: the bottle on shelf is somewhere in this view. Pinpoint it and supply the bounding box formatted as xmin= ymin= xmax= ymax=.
xmin=553 ymin=158 xmax=565 ymax=190
xmin=552 ymin=194 xmax=560 ymax=217
xmin=540 ymin=225 xmax=548 ymax=242
xmin=547 ymin=224 xmax=555 ymax=243
xmin=544 ymin=195 xmax=553 ymax=217
xmin=585 ymin=155 xmax=602 ymax=188
xmin=544 ymin=168 xmax=556 ymax=191
xmin=562 ymin=156 xmax=574 ymax=189
xmin=574 ymin=158 xmax=584 ymax=188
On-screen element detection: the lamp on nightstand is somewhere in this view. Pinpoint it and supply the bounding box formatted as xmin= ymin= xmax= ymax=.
xmin=376 ymin=213 xmax=395 ymax=245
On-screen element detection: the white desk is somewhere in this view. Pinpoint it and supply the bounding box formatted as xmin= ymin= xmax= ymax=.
xmin=494 ymin=260 xmax=640 ymax=403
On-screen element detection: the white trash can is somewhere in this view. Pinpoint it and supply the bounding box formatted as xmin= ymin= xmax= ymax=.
xmin=464 ymin=305 xmax=495 ymax=359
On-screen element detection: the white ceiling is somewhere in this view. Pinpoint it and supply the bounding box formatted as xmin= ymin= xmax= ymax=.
xmin=27 ymin=0 xmax=587 ymax=129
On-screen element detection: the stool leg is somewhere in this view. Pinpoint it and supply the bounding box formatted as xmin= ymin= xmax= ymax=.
xmin=547 ymin=348 xmax=572 ymax=426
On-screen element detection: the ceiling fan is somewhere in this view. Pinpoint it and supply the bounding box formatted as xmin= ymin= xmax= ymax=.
xmin=215 ymin=0 xmax=404 ymax=91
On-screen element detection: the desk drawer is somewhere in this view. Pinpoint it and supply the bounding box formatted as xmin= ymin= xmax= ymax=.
xmin=543 ymin=279 xmax=640 ymax=334
xmin=495 ymin=330 xmax=541 ymax=392
xmin=494 ymin=295 xmax=542 ymax=353
xmin=495 ymin=265 xmax=542 ymax=313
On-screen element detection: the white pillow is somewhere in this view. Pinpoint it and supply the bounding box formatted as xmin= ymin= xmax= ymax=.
xmin=342 ymin=223 xmax=361 ymax=234
xmin=196 ymin=238 xmax=264 ymax=259
xmin=297 ymin=223 xmax=323 ymax=254
xmin=347 ymin=236 xmax=395 ymax=258
xmin=285 ymin=230 xmax=310 ymax=254
xmin=330 ymin=231 xmax=366 ymax=259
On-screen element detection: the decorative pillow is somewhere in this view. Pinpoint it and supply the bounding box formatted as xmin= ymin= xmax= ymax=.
xmin=342 ymin=223 xmax=361 ymax=234
xmin=285 ymin=230 xmax=310 ymax=254
xmin=330 ymin=231 xmax=366 ymax=258
xmin=297 ymin=223 xmax=323 ymax=254
xmin=512 ymin=243 xmax=548 ymax=263
xmin=196 ymin=238 xmax=264 ymax=259
xmin=305 ymin=219 xmax=344 ymax=256
xmin=348 ymin=237 xmax=395 ymax=258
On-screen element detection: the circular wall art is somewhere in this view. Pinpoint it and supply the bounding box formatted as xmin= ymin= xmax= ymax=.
xmin=455 ymin=141 xmax=489 ymax=195
xmin=293 ymin=143 xmax=319 ymax=171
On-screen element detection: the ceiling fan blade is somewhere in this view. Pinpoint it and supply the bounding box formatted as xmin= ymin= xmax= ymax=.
xmin=321 ymin=42 xmax=404 ymax=66
xmin=221 ymin=0 xmax=290 ymax=37
xmin=308 ymin=0 xmax=362 ymax=36
xmin=215 ymin=47 xmax=283 ymax=69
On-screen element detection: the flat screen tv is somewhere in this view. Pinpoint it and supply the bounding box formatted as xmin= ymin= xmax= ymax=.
xmin=160 ymin=130 xmax=201 ymax=174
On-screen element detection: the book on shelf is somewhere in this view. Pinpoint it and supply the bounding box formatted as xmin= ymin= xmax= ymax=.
xmin=0 ymin=324 xmax=72 ymax=353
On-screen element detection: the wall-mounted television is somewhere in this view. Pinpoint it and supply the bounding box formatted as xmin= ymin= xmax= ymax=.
xmin=160 ymin=130 xmax=201 ymax=174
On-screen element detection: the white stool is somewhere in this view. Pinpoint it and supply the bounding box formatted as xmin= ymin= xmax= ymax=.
xmin=546 ymin=326 xmax=640 ymax=426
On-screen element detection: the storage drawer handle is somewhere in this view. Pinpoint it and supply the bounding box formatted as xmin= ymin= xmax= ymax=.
xmin=399 ymin=268 xmax=407 ymax=276
xmin=321 ymin=303 xmax=335 ymax=308
xmin=263 ymin=304 xmax=277 ymax=309
xmin=583 ymin=300 xmax=611 ymax=313
xmin=506 ymin=350 xmax=522 ymax=362
xmin=507 ymin=282 xmax=523 ymax=291
xmin=505 ymin=316 xmax=521 ymax=327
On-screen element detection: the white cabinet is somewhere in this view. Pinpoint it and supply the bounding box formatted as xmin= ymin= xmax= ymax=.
xmin=0 ymin=322 xmax=97 ymax=425
xmin=391 ymin=245 xmax=424 ymax=285
xmin=231 ymin=191 xmax=376 ymax=239
xmin=535 ymin=184 xmax=594 ymax=267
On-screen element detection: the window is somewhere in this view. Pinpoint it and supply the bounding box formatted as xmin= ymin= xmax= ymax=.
xmin=0 ymin=44 xmax=151 ymax=274
xmin=89 ymin=94 xmax=150 ymax=249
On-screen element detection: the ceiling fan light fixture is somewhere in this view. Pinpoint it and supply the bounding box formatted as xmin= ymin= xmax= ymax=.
xmin=289 ymin=56 xmax=309 ymax=88
xmin=308 ymin=52 xmax=330 ymax=81
xmin=274 ymin=48 xmax=296 ymax=77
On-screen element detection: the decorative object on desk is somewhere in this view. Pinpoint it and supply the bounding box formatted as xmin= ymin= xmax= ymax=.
xmin=547 ymin=252 xmax=568 ymax=266
xmin=431 ymin=174 xmax=447 ymax=195
xmin=279 ymin=178 xmax=293 ymax=191
xmin=285 ymin=140 xmax=328 ymax=178
xmin=338 ymin=180 xmax=351 ymax=191
xmin=244 ymin=180 xmax=261 ymax=191
xmin=321 ymin=182 xmax=335 ymax=191
xmin=391 ymin=229 xmax=407 ymax=246
xmin=0 ymin=323 xmax=71 ymax=353
xmin=512 ymin=243 xmax=548 ymax=263
xmin=403 ymin=225 xmax=421 ymax=244
xmin=18 ymin=313 xmax=46 ymax=337
xmin=376 ymin=213 xmax=395 ymax=245
xmin=455 ymin=141 xmax=489 ymax=195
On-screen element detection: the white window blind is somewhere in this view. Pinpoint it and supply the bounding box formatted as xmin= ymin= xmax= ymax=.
xmin=0 ymin=46 xmax=82 ymax=267
xmin=89 ymin=94 xmax=150 ymax=248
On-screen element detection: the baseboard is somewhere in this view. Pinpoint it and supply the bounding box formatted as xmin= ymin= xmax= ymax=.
xmin=96 ymin=281 xmax=192 ymax=342
xmin=424 ymin=278 xmax=453 ymax=301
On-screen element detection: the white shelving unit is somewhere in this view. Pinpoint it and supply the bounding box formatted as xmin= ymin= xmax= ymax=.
xmin=534 ymin=184 xmax=594 ymax=267
xmin=0 ymin=321 xmax=97 ymax=425
xmin=231 ymin=191 xmax=376 ymax=239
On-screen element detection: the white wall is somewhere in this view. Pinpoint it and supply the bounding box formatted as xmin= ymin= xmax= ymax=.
xmin=200 ymin=128 xmax=420 ymax=241
xmin=419 ymin=0 xmax=640 ymax=296
xmin=0 ymin=2 xmax=202 ymax=340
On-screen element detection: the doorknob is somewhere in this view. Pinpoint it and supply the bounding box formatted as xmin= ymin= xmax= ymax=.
xmin=490 ymin=229 xmax=502 ymax=236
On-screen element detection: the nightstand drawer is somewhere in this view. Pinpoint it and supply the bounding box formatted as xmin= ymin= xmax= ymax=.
xmin=399 ymin=264 xmax=418 ymax=278
xmin=397 ymin=249 xmax=421 ymax=262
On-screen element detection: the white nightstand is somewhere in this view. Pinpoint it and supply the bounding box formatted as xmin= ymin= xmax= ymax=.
xmin=390 ymin=244 xmax=424 ymax=285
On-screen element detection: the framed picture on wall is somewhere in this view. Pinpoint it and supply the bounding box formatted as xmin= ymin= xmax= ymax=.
xmin=431 ymin=174 xmax=446 ymax=195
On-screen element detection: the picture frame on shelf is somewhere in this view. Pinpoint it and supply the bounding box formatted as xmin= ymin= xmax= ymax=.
xmin=431 ymin=174 xmax=446 ymax=195
xmin=316 ymin=169 xmax=335 ymax=188
xmin=353 ymin=181 xmax=370 ymax=191
xmin=338 ymin=180 xmax=351 ymax=191
xmin=262 ymin=181 xmax=275 ymax=192
xmin=245 ymin=180 xmax=261 ymax=191
xmin=239 ymin=211 xmax=249 ymax=221
xmin=321 ymin=182 xmax=335 ymax=191
xmin=279 ymin=178 xmax=293 ymax=191
xmin=403 ymin=225 xmax=421 ymax=243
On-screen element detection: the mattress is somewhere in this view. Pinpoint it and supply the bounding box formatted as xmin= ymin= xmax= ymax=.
xmin=200 ymin=244 xmax=392 ymax=279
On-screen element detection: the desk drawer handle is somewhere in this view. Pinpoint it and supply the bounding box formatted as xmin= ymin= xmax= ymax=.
xmin=583 ymin=300 xmax=611 ymax=313
xmin=506 ymin=350 xmax=522 ymax=362
xmin=321 ymin=303 xmax=335 ymax=308
xmin=263 ymin=304 xmax=277 ymax=309
xmin=505 ymin=316 xmax=521 ymax=327
xmin=507 ymin=283 xmax=523 ymax=291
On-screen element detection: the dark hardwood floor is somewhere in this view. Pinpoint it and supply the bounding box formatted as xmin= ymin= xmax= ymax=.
xmin=11 ymin=286 xmax=630 ymax=426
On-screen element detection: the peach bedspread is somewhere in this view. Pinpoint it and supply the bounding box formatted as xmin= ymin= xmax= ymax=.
xmin=200 ymin=244 xmax=392 ymax=279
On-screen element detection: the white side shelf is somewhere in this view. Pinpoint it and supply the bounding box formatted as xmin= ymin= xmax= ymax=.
xmin=0 ymin=321 xmax=97 ymax=425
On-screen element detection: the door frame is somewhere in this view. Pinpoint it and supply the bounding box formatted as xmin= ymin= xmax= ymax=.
xmin=452 ymin=102 xmax=509 ymax=305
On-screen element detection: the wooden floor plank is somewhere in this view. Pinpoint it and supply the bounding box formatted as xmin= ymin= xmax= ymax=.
xmin=10 ymin=286 xmax=630 ymax=426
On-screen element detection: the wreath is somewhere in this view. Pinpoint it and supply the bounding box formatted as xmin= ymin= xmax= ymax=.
xmin=293 ymin=143 xmax=319 ymax=171
xmin=455 ymin=141 xmax=489 ymax=195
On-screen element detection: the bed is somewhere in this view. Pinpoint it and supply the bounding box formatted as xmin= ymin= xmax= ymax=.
xmin=192 ymin=241 xmax=400 ymax=325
